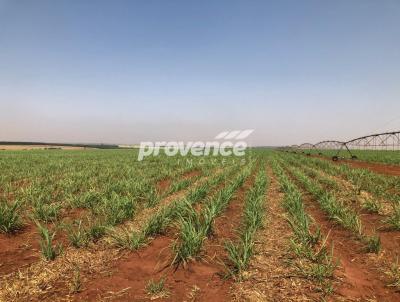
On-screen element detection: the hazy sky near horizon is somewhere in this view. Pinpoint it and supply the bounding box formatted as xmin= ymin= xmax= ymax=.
xmin=1 ymin=0 xmax=400 ymax=146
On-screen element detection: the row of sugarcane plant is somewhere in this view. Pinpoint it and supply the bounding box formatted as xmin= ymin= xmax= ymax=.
xmin=282 ymin=154 xmax=400 ymax=288
xmin=0 ymin=150 xmax=241 ymax=264
xmin=172 ymin=162 xmax=255 ymax=264
xmin=284 ymin=154 xmax=384 ymax=214
xmin=278 ymin=156 xmax=381 ymax=253
xmin=143 ymin=165 xmax=205 ymax=208
xmin=290 ymin=152 xmax=400 ymax=230
xmin=57 ymin=159 xmax=229 ymax=250
xmin=280 ymin=152 xmax=400 ymax=288
xmin=271 ymin=158 xmax=336 ymax=291
xmin=108 ymin=164 xmax=242 ymax=251
xmin=0 ymin=165 xmax=171 ymax=236
xmin=224 ymin=165 xmax=267 ymax=276
xmin=0 ymin=149 xmax=226 ymax=235
xmin=0 ymin=151 xmax=186 ymax=233
xmin=294 ymin=152 xmax=399 ymax=199
xmin=312 ymin=149 xmax=400 ymax=166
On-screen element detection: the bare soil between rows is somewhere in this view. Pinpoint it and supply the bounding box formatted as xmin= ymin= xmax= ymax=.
xmin=297 ymin=159 xmax=400 ymax=263
xmin=310 ymin=154 xmax=400 ymax=176
xmin=0 ymin=225 xmax=40 ymax=276
xmin=156 ymin=169 xmax=201 ymax=194
xmin=0 ymin=171 xmax=202 ymax=279
xmin=0 ymin=208 xmax=87 ymax=277
xmin=339 ymin=159 xmax=400 ymax=177
xmin=232 ymin=165 xmax=324 ymax=301
xmin=285 ymin=167 xmax=400 ymax=301
xmin=304 ymin=199 xmax=399 ymax=302
xmin=72 ymin=170 xmax=256 ymax=301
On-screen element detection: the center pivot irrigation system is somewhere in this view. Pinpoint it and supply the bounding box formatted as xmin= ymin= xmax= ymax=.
xmin=285 ymin=131 xmax=400 ymax=161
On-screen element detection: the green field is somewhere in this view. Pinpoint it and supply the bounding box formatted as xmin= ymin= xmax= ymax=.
xmin=298 ymin=149 xmax=400 ymax=165
xmin=1 ymin=149 xmax=399 ymax=301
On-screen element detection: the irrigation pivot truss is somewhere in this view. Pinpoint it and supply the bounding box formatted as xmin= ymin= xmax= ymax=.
xmin=285 ymin=131 xmax=400 ymax=161
xmin=346 ymin=131 xmax=400 ymax=150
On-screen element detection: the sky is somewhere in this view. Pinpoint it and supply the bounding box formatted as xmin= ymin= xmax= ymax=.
xmin=1 ymin=0 xmax=400 ymax=146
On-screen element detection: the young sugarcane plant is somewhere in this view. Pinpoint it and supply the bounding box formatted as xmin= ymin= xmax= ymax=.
xmin=225 ymin=167 xmax=267 ymax=276
xmin=0 ymin=199 xmax=23 ymax=233
xmin=36 ymin=221 xmax=62 ymax=261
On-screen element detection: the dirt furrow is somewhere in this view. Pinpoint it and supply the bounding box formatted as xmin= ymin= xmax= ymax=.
xmin=309 ymin=154 xmax=400 ymax=177
xmin=295 ymin=161 xmax=400 ymax=263
xmin=231 ymin=164 xmax=321 ymax=301
xmin=73 ymin=168 xmax=256 ymax=302
xmin=0 ymin=224 xmax=40 ymax=276
xmin=0 ymin=173 xmax=203 ymax=279
xmin=286 ymin=169 xmax=400 ymax=301
xmin=109 ymin=170 xmax=210 ymax=238
xmin=0 ymin=170 xmax=222 ymax=301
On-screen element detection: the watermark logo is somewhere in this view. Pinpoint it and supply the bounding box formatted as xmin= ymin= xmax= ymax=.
xmin=137 ymin=129 xmax=254 ymax=161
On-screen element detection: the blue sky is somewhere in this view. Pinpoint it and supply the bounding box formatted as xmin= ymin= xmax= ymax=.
xmin=1 ymin=0 xmax=400 ymax=145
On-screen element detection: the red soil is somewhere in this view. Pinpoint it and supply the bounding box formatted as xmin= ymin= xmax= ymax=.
xmin=156 ymin=170 xmax=201 ymax=194
xmin=281 ymin=164 xmax=400 ymax=300
xmin=0 ymin=208 xmax=87 ymax=276
xmin=182 ymin=170 xmax=201 ymax=179
xmin=301 ymin=192 xmax=400 ymax=301
xmin=339 ymin=160 xmax=400 ymax=177
xmin=303 ymin=161 xmax=400 ymax=262
xmin=75 ymin=235 xmax=231 ymax=301
xmin=156 ymin=178 xmax=171 ymax=193
xmin=74 ymin=170 xmax=254 ymax=301
xmin=312 ymin=154 xmax=400 ymax=177
xmin=0 ymin=225 xmax=40 ymax=276
xmin=61 ymin=207 xmax=87 ymax=222
xmin=359 ymin=211 xmax=400 ymax=261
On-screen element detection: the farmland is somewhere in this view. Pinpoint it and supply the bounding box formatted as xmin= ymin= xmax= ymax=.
xmin=302 ymin=149 xmax=400 ymax=166
xmin=1 ymin=149 xmax=400 ymax=301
